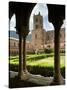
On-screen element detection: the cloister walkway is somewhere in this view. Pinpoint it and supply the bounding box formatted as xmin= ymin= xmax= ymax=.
xmin=10 ymin=71 xmax=53 ymax=86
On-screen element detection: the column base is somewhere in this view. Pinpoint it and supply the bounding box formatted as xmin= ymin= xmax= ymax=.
xmin=21 ymin=70 xmax=32 ymax=80
xmin=18 ymin=70 xmax=32 ymax=80
xmin=50 ymin=75 xmax=65 ymax=85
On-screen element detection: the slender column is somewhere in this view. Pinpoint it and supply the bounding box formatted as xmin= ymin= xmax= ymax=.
xmin=18 ymin=34 xmax=23 ymax=79
xmin=18 ymin=34 xmax=28 ymax=80
xmin=53 ymin=26 xmax=64 ymax=84
xmin=22 ymin=36 xmax=27 ymax=72
xmin=54 ymin=27 xmax=61 ymax=81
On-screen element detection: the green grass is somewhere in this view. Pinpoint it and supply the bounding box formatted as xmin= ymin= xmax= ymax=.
xmin=9 ymin=54 xmax=65 ymax=68
xmin=27 ymin=56 xmax=65 ymax=68
xmin=9 ymin=54 xmax=65 ymax=78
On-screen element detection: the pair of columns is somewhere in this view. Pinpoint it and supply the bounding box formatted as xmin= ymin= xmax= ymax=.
xmin=18 ymin=35 xmax=29 ymax=80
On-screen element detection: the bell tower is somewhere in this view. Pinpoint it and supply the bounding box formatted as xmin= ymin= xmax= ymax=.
xmin=32 ymin=12 xmax=46 ymax=53
xmin=33 ymin=12 xmax=43 ymax=30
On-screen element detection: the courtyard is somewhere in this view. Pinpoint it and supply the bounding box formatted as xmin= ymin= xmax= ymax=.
xmin=9 ymin=53 xmax=65 ymax=88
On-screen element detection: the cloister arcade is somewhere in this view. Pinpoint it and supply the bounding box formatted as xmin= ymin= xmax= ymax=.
xmin=9 ymin=1 xmax=65 ymax=85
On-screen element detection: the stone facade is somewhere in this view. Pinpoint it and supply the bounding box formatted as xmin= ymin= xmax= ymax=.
xmin=9 ymin=37 xmax=19 ymax=55
xmin=32 ymin=12 xmax=65 ymax=52
xmin=9 ymin=37 xmax=34 ymax=55
xmin=9 ymin=12 xmax=65 ymax=55
xmin=32 ymin=12 xmax=46 ymax=53
xmin=45 ymin=28 xmax=65 ymax=49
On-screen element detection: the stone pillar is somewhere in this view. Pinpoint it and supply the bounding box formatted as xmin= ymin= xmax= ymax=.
xmin=54 ymin=27 xmax=64 ymax=84
xmin=18 ymin=34 xmax=23 ymax=79
xmin=22 ymin=36 xmax=27 ymax=72
xmin=16 ymin=11 xmax=29 ymax=80
xmin=18 ymin=34 xmax=29 ymax=80
xmin=52 ymin=21 xmax=64 ymax=85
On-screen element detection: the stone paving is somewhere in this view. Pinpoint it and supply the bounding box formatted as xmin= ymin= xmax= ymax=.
xmin=10 ymin=71 xmax=53 ymax=86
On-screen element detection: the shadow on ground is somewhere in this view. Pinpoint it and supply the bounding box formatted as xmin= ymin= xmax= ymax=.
xmin=9 ymin=77 xmax=42 ymax=88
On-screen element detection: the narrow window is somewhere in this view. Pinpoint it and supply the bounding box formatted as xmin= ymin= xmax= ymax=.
xmin=36 ymin=18 xmax=38 ymax=22
xmin=35 ymin=34 xmax=37 ymax=39
xmin=36 ymin=25 xmax=38 ymax=29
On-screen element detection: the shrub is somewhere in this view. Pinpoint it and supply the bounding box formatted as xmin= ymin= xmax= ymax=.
xmin=10 ymin=54 xmax=54 ymax=64
xmin=26 ymin=51 xmax=35 ymax=54
xmin=44 ymin=48 xmax=54 ymax=53
xmin=27 ymin=54 xmax=54 ymax=62
xmin=9 ymin=64 xmax=65 ymax=78
xmin=60 ymin=49 xmax=65 ymax=53
xmin=38 ymin=49 xmax=45 ymax=54
xmin=27 ymin=65 xmax=54 ymax=77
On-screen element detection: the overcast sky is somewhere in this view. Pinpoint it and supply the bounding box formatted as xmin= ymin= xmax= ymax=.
xmin=10 ymin=3 xmax=65 ymax=32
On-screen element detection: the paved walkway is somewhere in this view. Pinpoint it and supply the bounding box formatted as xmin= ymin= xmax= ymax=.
xmin=10 ymin=71 xmax=53 ymax=86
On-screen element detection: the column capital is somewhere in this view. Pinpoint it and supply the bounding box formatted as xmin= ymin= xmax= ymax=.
xmin=52 ymin=18 xmax=63 ymax=30
xmin=16 ymin=25 xmax=29 ymax=38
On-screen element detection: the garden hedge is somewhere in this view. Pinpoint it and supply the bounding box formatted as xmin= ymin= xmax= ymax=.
xmin=9 ymin=64 xmax=65 ymax=78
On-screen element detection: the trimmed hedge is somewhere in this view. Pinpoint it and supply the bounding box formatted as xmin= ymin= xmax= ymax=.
xmin=9 ymin=64 xmax=65 ymax=78
xmin=10 ymin=54 xmax=54 ymax=63
xmin=60 ymin=49 xmax=65 ymax=53
xmin=44 ymin=48 xmax=54 ymax=53
xmin=27 ymin=54 xmax=54 ymax=62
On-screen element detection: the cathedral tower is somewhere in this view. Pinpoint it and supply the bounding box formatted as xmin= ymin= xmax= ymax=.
xmin=33 ymin=12 xmax=43 ymax=30
xmin=32 ymin=12 xmax=46 ymax=53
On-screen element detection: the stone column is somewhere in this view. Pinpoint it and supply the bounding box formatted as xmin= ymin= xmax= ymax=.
xmin=22 ymin=36 xmax=27 ymax=72
xmin=18 ymin=34 xmax=29 ymax=80
xmin=16 ymin=12 xmax=29 ymax=79
xmin=52 ymin=22 xmax=64 ymax=85
xmin=18 ymin=34 xmax=23 ymax=79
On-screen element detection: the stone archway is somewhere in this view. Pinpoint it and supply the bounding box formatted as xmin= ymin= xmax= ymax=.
xmin=47 ymin=4 xmax=65 ymax=84
xmin=9 ymin=2 xmax=65 ymax=85
xmin=9 ymin=1 xmax=36 ymax=80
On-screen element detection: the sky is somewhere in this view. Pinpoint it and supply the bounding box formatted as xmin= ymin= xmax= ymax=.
xmin=10 ymin=3 xmax=65 ymax=32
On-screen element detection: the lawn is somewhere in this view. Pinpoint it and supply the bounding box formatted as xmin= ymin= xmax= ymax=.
xmin=9 ymin=54 xmax=65 ymax=77
xmin=27 ymin=56 xmax=65 ymax=68
xmin=9 ymin=54 xmax=65 ymax=68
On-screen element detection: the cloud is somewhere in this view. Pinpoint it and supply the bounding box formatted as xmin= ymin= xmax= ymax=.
xmin=10 ymin=3 xmax=54 ymax=32
xmin=29 ymin=3 xmax=48 ymax=31
xmin=29 ymin=3 xmax=54 ymax=32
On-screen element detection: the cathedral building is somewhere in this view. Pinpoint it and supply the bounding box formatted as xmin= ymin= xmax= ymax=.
xmin=32 ymin=12 xmax=46 ymax=53
xmin=31 ymin=12 xmax=65 ymax=53
xmin=9 ymin=12 xmax=65 ymax=55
